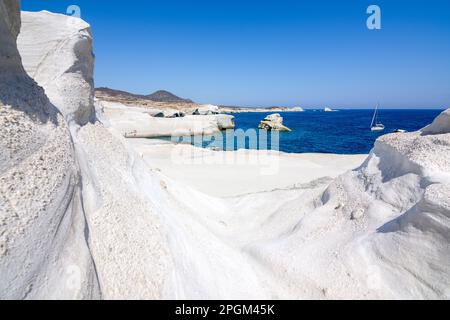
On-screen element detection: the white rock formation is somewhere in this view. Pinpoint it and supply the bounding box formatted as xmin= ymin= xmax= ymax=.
xmin=1 ymin=4 xmax=174 ymax=299
xmin=160 ymin=108 xmax=184 ymax=118
xmin=17 ymin=11 xmax=95 ymax=126
xmin=278 ymin=112 xmax=450 ymax=298
xmin=422 ymin=108 xmax=450 ymax=135
xmin=2 ymin=0 xmax=449 ymax=300
xmin=324 ymin=107 xmax=333 ymax=112
xmin=0 ymin=1 xmax=99 ymax=299
xmin=291 ymin=107 xmax=304 ymax=112
xmin=131 ymin=110 xmax=450 ymax=299
xmin=213 ymin=114 xmax=235 ymax=130
xmin=13 ymin=8 xmax=176 ymax=300
xmin=193 ymin=104 xmax=219 ymax=115
xmin=3 ymin=4 xmax=254 ymax=299
xmin=99 ymin=100 xmax=234 ymax=138
xmin=258 ymin=113 xmax=291 ymax=131
xmin=96 ymin=100 xmax=165 ymax=117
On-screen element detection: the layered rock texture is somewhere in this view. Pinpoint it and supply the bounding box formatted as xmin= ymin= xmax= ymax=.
xmin=1 ymin=5 xmax=173 ymax=299
xmin=0 ymin=2 xmax=99 ymax=299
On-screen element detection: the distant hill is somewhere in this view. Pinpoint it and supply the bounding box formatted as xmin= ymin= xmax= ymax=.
xmin=95 ymin=87 xmax=193 ymax=103
xmin=146 ymin=90 xmax=193 ymax=103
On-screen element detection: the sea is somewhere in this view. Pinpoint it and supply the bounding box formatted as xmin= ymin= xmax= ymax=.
xmin=172 ymin=109 xmax=444 ymax=154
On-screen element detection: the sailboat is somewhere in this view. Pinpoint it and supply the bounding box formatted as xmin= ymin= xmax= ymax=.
xmin=370 ymin=103 xmax=385 ymax=131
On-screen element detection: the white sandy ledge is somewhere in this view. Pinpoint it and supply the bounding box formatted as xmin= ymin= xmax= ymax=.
xmin=128 ymin=138 xmax=367 ymax=198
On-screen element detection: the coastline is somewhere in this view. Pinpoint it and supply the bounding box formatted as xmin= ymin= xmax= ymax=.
xmin=219 ymin=106 xmax=304 ymax=113
xmin=95 ymin=88 xmax=305 ymax=115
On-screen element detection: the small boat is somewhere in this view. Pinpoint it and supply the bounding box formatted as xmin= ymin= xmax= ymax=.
xmin=393 ymin=129 xmax=407 ymax=133
xmin=370 ymin=103 xmax=385 ymax=131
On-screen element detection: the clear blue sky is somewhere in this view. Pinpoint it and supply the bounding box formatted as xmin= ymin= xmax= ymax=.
xmin=21 ymin=0 xmax=450 ymax=108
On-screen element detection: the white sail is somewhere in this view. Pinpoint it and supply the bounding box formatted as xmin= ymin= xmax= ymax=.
xmin=370 ymin=103 xmax=378 ymax=128
xmin=371 ymin=103 xmax=385 ymax=131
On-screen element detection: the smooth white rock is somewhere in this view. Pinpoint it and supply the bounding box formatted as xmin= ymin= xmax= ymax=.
xmin=18 ymin=11 xmax=95 ymax=125
xmin=422 ymin=108 xmax=450 ymax=135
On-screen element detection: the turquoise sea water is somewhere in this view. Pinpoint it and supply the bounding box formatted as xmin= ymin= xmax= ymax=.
xmin=173 ymin=109 xmax=444 ymax=154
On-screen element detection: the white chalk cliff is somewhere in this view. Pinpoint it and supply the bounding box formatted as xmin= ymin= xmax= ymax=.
xmin=98 ymin=100 xmax=235 ymax=138
xmin=17 ymin=11 xmax=94 ymax=126
xmin=1 ymin=1 xmax=449 ymax=300
xmin=0 ymin=1 xmax=99 ymax=299
xmin=0 ymin=5 xmax=172 ymax=299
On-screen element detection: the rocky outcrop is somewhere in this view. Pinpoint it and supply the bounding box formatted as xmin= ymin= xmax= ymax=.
xmin=0 ymin=1 xmax=99 ymax=299
xmin=99 ymin=100 xmax=234 ymax=138
xmin=17 ymin=11 xmax=95 ymax=126
xmin=315 ymin=108 xmax=450 ymax=298
xmin=241 ymin=109 xmax=450 ymax=300
xmin=163 ymin=108 xmax=185 ymax=118
xmin=5 ymin=6 xmax=175 ymax=299
xmin=213 ymin=114 xmax=235 ymax=130
xmin=422 ymin=108 xmax=450 ymax=135
xmin=2 ymin=4 xmax=175 ymax=300
xmin=258 ymin=113 xmax=291 ymax=132
xmin=193 ymin=104 xmax=219 ymax=115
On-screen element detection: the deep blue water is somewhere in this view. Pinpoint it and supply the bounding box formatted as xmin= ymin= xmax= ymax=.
xmin=173 ymin=109 xmax=443 ymax=154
